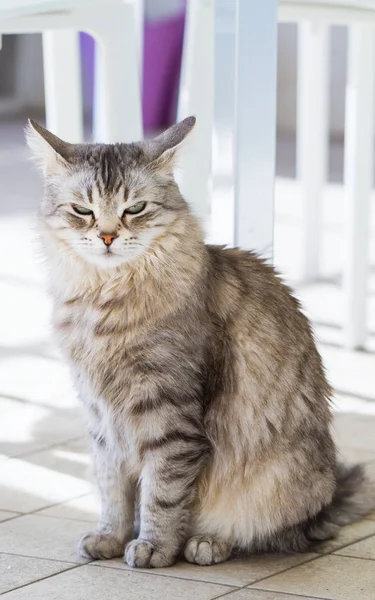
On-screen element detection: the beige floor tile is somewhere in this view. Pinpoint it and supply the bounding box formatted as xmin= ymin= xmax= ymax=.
xmin=0 ymin=443 xmax=92 ymax=512
xmin=0 ymin=355 xmax=76 ymax=411
xmin=0 ymin=553 xmax=73 ymax=594
xmin=27 ymin=438 xmax=92 ymax=481
xmin=0 ymin=564 xmax=232 ymax=600
xmin=335 ymin=534 xmax=375 ymax=560
xmin=338 ymin=446 xmax=375 ymax=465
xmin=314 ymin=519 xmax=375 ymax=554
xmin=333 ymin=414 xmax=375 ymax=452
xmin=0 ymin=515 xmax=91 ymax=563
xmin=37 ymin=493 xmax=100 ymax=523
xmin=0 ymin=510 xmax=19 ymax=523
xmin=363 ymin=462 xmax=375 ymax=521
xmin=96 ymin=553 xmax=318 ymax=587
xmin=0 ymin=397 xmax=85 ymax=460
xmin=222 ymin=591 xmax=322 ymax=600
xmin=321 ymin=344 xmax=375 ymax=402
xmin=364 ymin=460 xmax=375 ymax=479
xmin=251 ymin=554 xmax=375 ymax=600
xmin=64 ymin=436 xmax=91 ymax=453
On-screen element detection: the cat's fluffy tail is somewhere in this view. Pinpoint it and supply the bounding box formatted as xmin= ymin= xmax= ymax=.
xmin=261 ymin=463 xmax=375 ymax=553
xmin=323 ymin=463 xmax=375 ymax=527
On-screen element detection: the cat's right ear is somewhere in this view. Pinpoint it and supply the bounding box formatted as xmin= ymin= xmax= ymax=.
xmin=26 ymin=120 xmax=73 ymax=176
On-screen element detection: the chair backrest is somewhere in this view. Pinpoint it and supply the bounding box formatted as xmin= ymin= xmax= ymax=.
xmin=280 ymin=0 xmax=375 ymax=9
xmin=0 ymin=0 xmax=91 ymax=20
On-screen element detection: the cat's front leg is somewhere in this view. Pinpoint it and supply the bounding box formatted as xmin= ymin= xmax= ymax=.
xmin=125 ymin=435 xmax=208 ymax=568
xmin=78 ymin=438 xmax=136 ymax=560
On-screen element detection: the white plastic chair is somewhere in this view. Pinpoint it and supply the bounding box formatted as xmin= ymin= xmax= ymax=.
xmin=0 ymin=0 xmax=143 ymax=143
xmin=180 ymin=0 xmax=373 ymax=349
xmin=280 ymin=0 xmax=375 ymax=349
xmin=178 ymin=0 xmax=278 ymax=261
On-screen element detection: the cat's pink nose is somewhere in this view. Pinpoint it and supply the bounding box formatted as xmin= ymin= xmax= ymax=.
xmin=98 ymin=232 xmax=118 ymax=246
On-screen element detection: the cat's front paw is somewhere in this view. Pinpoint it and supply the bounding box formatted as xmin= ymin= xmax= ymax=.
xmin=125 ymin=539 xmax=175 ymax=568
xmin=184 ymin=535 xmax=231 ymax=565
xmin=78 ymin=531 xmax=124 ymax=560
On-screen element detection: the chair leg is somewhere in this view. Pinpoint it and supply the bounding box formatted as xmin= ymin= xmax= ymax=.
xmin=176 ymin=0 xmax=214 ymax=224
xmin=233 ymin=0 xmax=278 ymax=260
xmin=92 ymin=2 xmax=142 ymax=143
xmin=343 ymin=24 xmax=374 ymax=349
xmin=296 ymin=22 xmax=329 ymax=282
xmin=42 ymin=30 xmax=84 ymax=142
xmin=134 ymin=0 xmax=144 ymax=77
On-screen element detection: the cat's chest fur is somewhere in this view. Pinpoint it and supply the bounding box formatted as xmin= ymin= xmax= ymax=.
xmin=54 ymin=295 xmax=142 ymax=456
xmin=52 ymin=288 xmax=204 ymax=468
xmin=73 ymin=366 xmax=141 ymax=469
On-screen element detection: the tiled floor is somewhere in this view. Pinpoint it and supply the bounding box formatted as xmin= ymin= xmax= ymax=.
xmin=1 ymin=118 xmax=375 ymax=599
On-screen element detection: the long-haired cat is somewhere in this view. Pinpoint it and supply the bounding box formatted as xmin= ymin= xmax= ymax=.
xmin=27 ymin=117 xmax=374 ymax=568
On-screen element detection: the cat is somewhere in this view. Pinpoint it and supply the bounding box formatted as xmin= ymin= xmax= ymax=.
xmin=27 ymin=117 xmax=374 ymax=568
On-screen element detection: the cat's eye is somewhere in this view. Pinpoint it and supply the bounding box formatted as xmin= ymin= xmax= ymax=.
xmin=124 ymin=202 xmax=146 ymax=215
xmin=73 ymin=206 xmax=94 ymax=216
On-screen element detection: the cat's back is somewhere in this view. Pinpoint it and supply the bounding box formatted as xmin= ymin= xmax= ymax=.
xmin=206 ymin=244 xmax=307 ymax=338
xmin=204 ymin=244 xmax=330 ymax=401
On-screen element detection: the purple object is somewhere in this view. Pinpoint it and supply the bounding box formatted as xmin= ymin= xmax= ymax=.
xmin=80 ymin=33 xmax=95 ymax=119
xmin=142 ymin=12 xmax=185 ymax=132
xmin=80 ymin=10 xmax=185 ymax=134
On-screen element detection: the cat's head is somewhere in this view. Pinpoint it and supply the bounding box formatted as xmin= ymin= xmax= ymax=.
xmin=26 ymin=117 xmax=196 ymax=269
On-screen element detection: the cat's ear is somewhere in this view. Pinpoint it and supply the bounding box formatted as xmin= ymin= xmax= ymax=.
xmin=146 ymin=116 xmax=196 ymax=172
xmin=26 ymin=119 xmax=73 ymax=176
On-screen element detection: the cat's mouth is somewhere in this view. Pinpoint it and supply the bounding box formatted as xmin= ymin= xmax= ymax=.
xmin=77 ymin=243 xmax=145 ymax=267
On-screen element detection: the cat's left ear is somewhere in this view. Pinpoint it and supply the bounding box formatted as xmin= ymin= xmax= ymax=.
xmin=146 ymin=116 xmax=196 ymax=172
xmin=26 ymin=119 xmax=74 ymax=176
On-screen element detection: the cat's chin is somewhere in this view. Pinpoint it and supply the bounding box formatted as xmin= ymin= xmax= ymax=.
xmin=75 ymin=249 xmax=141 ymax=270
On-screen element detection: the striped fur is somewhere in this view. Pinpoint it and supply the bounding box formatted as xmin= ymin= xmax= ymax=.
xmin=27 ymin=118 xmax=375 ymax=568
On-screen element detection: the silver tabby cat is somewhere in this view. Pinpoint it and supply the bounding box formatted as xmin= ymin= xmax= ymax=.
xmin=27 ymin=117 xmax=374 ymax=568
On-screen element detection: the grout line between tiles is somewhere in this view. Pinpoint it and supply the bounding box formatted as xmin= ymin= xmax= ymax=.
xmin=210 ymin=580 xmax=327 ymax=600
xmin=245 ymin=554 xmax=324 ymax=587
xmin=332 ymin=552 xmax=375 ymax=562
xmin=0 ymin=550 xmax=88 ymax=566
xmin=20 ymin=506 xmax=91 ymax=520
xmin=211 ymin=587 xmax=247 ymax=600
xmin=322 ymin=528 xmax=375 ymax=555
xmin=5 ymin=435 xmax=86 ymax=461
xmin=0 ymin=563 xmax=83 ymax=597
xmin=32 ymin=491 xmax=90 ymax=511
xmin=236 ymin=526 xmax=375 ymax=590
xmin=30 ymin=511 xmax=95 ymax=524
xmin=249 ymin=588 xmax=329 ymax=600
xmin=90 ymin=563 xmax=236 ymax=588
xmin=0 ymin=491 xmax=94 ymax=521
xmin=0 ymin=513 xmax=23 ymax=525
xmin=247 ymin=554 xmax=375 ymax=598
